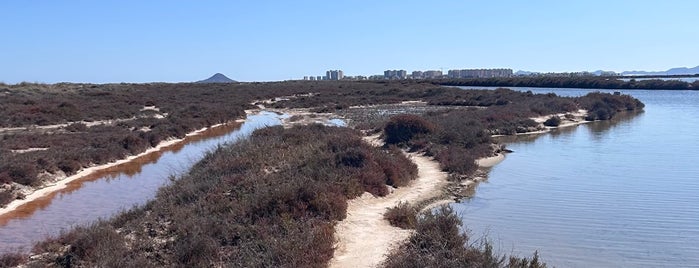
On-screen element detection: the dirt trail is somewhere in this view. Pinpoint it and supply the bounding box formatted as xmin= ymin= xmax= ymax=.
xmin=329 ymin=135 xmax=449 ymax=268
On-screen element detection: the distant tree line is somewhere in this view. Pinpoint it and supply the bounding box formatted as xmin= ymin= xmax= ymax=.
xmin=437 ymin=77 xmax=698 ymax=90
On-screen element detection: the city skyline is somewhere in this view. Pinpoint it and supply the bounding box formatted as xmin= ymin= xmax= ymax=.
xmin=1 ymin=1 xmax=698 ymax=84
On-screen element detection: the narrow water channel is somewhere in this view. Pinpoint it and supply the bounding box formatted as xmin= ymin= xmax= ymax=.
xmin=0 ymin=111 xmax=286 ymax=253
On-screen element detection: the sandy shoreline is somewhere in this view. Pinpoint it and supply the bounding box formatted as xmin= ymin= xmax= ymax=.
xmin=0 ymin=122 xmax=229 ymax=217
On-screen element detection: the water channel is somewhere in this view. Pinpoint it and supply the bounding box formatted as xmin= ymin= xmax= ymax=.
xmin=0 ymin=111 xmax=287 ymax=253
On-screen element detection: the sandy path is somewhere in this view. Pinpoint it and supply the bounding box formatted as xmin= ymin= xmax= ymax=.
xmin=329 ymin=136 xmax=449 ymax=268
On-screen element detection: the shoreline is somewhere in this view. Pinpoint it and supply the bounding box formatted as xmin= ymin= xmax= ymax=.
xmin=493 ymin=109 xmax=591 ymax=137
xmin=330 ymin=110 xmax=591 ymax=267
xmin=0 ymin=122 xmax=231 ymax=217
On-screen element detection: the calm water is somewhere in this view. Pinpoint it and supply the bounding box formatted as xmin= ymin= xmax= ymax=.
xmin=0 ymin=111 xmax=286 ymax=253
xmin=453 ymin=87 xmax=699 ymax=267
xmin=619 ymin=77 xmax=699 ymax=83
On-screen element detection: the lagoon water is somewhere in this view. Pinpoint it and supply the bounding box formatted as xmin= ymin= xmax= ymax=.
xmin=453 ymin=87 xmax=699 ymax=267
xmin=0 ymin=112 xmax=286 ymax=253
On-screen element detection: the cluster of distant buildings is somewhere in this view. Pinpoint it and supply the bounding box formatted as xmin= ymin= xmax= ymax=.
xmin=300 ymin=68 xmax=699 ymax=81
xmin=302 ymin=68 xmax=514 ymax=81
xmin=303 ymin=70 xmax=344 ymax=81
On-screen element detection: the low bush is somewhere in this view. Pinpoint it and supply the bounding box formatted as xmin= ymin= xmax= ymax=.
xmin=578 ymin=91 xmax=645 ymax=116
xmin=384 ymin=114 xmax=435 ymax=145
xmin=434 ymin=147 xmax=478 ymax=175
xmin=543 ymin=116 xmax=561 ymax=127
xmin=7 ymin=163 xmax=39 ymax=186
xmin=382 ymin=206 xmax=546 ymax=268
xmin=65 ymin=122 xmax=87 ymax=132
xmin=0 ymin=191 xmax=13 ymax=207
xmin=0 ymin=252 xmax=27 ymax=268
xmin=384 ymin=202 xmax=418 ymax=229
xmin=57 ymin=159 xmax=82 ymax=175
xmin=375 ymin=146 xmax=417 ymax=187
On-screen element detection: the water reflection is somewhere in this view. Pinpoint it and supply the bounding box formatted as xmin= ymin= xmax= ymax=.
xmin=586 ymin=110 xmax=644 ymax=135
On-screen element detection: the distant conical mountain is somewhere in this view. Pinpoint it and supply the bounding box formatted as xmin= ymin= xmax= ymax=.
xmin=196 ymin=73 xmax=237 ymax=83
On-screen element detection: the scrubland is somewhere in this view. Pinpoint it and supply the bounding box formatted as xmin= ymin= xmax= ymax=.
xmin=0 ymin=80 xmax=644 ymax=267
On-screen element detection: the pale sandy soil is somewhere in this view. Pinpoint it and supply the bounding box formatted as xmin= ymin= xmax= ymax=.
xmin=0 ymin=123 xmax=226 ymax=216
xmin=476 ymin=153 xmax=505 ymax=168
xmin=525 ymin=109 xmax=589 ymax=135
xmin=0 ymin=106 xmax=167 ymax=134
xmin=9 ymin=148 xmax=49 ymax=154
xmin=329 ymin=135 xmax=449 ymax=268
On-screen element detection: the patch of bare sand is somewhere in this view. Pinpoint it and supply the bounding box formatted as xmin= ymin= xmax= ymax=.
xmin=329 ymin=135 xmax=448 ymax=268
xmin=476 ymin=153 xmax=505 ymax=168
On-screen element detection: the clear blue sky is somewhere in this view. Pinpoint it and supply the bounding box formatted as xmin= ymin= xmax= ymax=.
xmin=1 ymin=0 xmax=697 ymax=83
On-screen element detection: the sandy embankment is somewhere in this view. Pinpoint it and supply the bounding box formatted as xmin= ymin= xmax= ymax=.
xmin=0 ymin=123 xmax=227 ymax=217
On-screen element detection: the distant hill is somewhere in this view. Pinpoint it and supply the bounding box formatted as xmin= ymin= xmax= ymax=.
xmin=514 ymin=70 xmax=538 ymax=76
xmin=515 ymin=66 xmax=699 ymax=77
xmin=196 ymin=73 xmax=237 ymax=83
xmin=622 ymin=66 xmax=699 ymax=76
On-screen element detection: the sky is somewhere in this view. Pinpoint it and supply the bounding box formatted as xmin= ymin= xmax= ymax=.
xmin=1 ymin=0 xmax=698 ymax=83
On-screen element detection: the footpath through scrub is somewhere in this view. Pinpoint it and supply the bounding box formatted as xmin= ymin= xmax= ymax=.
xmin=330 ymin=135 xmax=448 ymax=268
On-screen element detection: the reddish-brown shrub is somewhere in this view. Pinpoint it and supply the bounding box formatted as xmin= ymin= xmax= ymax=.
xmin=384 ymin=202 xmax=418 ymax=229
xmin=0 ymin=252 xmax=27 ymax=268
xmin=0 ymin=191 xmax=14 ymax=207
xmin=57 ymin=159 xmax=82 ymax=175
xmin=65 ymin=122 xmax=87 ymax=132
xmin=435 ymin=147 xmax=478 ymax=175
xmin=384 ymin=114 xmax=435 ymax=145
xmin=7 ymin=163 xmax=38 ymax=186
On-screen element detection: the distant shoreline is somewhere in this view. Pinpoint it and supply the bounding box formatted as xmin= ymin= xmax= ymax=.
xmin=436 ymin=76 xmax=697 ymax=90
